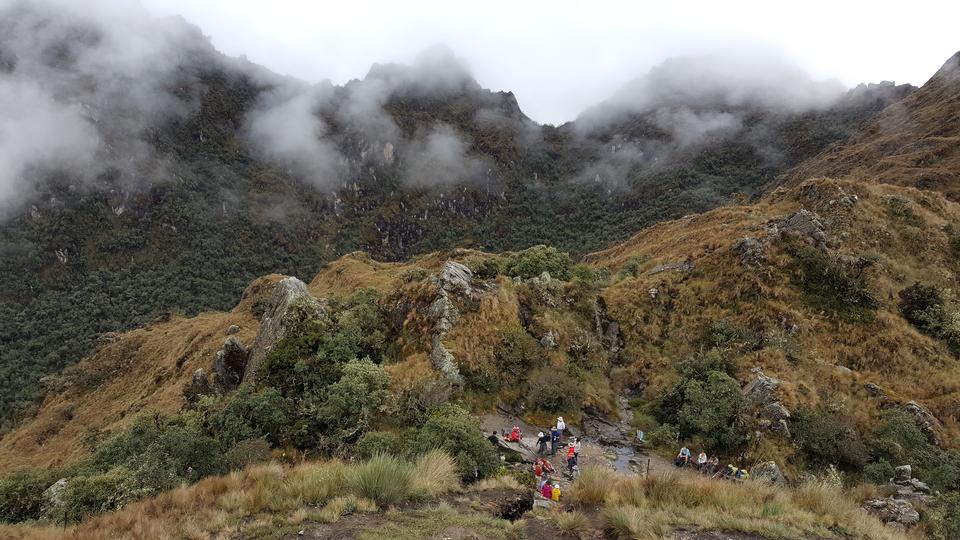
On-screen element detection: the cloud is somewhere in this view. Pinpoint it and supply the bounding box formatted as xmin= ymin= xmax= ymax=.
xmin=245 ymin=83 xmax=346 ymax=188
xmin=402 ymin=125 xmax=488 ymax=188
xmin=0 ymin=79 xmax=98 ymax=210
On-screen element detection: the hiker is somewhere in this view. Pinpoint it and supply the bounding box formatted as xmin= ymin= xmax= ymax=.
xmin=566 ymin=443 xmax=578 ymax=472
xmin=706 ymin=456 xmax=719 ymax=475
xmin=716 ymin=464 xmax=737 ymax=480
xmin=550 ymin=426 xmax=561 ymax=455
xmin=507 ymin=425 xmax=522 ymax=443
xmin=488 ymin=431 xmax=500 ymax=446
xmin=556 ymin=416 xmax=566 ymax=441
xmin=675 ymin=446 xmax=692 ymax=467
xmin=551 ymin=483 xmax=561 ymax=502
xmin=735 ymin=468 xmax=749 ymax=481
xmin=536 ymin=456 xmax=555 ymax=474
xmin=540 ymin=478 xmax=553 ymax=498
xmin=696 ymin=451 xmax=707 ymax=472
xmin=573 ymin=437 xmax=582 ymax=458
xmin=536 ymin=431 xmax=549 ymax=454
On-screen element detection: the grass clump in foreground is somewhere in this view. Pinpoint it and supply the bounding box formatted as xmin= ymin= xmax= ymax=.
xmin=0 ymin=452 xmax=459 ymax=540
xmin=358 ymin=502 xmax=524 ymax=540
xmin=570 ymin=467 xmax=902 ymax=540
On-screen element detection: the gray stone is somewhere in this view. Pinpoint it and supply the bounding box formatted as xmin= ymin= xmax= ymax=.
xmin=762 ymin=402 xmax=791 ymax=422
xmin=768 ymin=209 xmax=828 ymax=249
xmin=743 ymin=368 xmax=780 ymax=405
xmin=648 ymin=258 xmax=695 ymax=276
xmin=428 ymin=293 xmax=460 ymax=333
xmin=862 ymin=497 xmax=920 ymax=527
xmin=243 ymin=277 xmax=327 ymax=383
xmin=213 ymin=336 xmax=250 ymax=393
xmin=751 ymin=461 xmax=786 ymax=485
xmin=864 ymin=383 xmax=885 ymax=398
xmin=226 ymin=324 xmax=240 ymax=335
xmin=540 ymin=331 xmax=557 ymax=349
xmin=903 ymin=400 xmax=943 ymax=446
xmin=436 ymin=260 xmax=474 ymax=295
xmin=40 ymin=478 xmax=68 ymax=520
xmin=430 ymin=335 xmax=463 ymax=385
xmin=732 ymin=237 xmax=765 ymax=266
xmin=894 ymin=465 xmax=912 ymax=483
xmin=183 ymin=368 xmax=212 ymax=403
xmin=906 ymin=477 xmax=930 ymax=494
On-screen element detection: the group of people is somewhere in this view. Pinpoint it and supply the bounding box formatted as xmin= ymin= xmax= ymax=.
xmin=675 ymin=446 xmax=750 ymax=481
xmin=534 ymin=416 xmax=567 ymax=456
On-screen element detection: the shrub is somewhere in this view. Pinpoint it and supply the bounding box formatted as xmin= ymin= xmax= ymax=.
xmin=61 ymin=468 xmax=130 ymax=519
xmin=493 ymin=325 xmax=546 ymax=382
xmin=929 ymin=492 xmax=960 ymax=540
xmin=570 ymin=467 xmax=617 ymax=505
xmin=412 ymin=405 xmax=499 ymax=480
xmin=465 ymin=256 xmax=502 ymax=280
xmin=526 ymin=367 xmax=583 ymax=413
xmin=899 ymin=282 xmax=945 ymax=332
xmin=862 ymin=460 xmax=894 ymax=484
xmin=617 ymin=255 xmax=649 ymax=279
xmin=314 ymin=357 xmax=390 ymax=444
xmin=0 ymin=469 xmax=62 ymax=523
xmin=645 ymin=423 xmax=679 ymax=449
xmin=224 ymin=439 xmax=272 ymax=470
xmin=791 ymin=409 xmax=868 ymax=471
xmin=554 ymin=510 xmax=590 ymax=537
xmin=787 ymin=243 xmax=877 ymax=321
xmin=355 ymin=431 xmax=406 ymax=460
xmin=347 ymin=454 xmax=414 ymax=507
xmin=503 ymin=245 xmax=573 ymax=280
xmin=205 ymin=387 xmax=291 ymax=447
xmin=706 ymin=319 xmax=742 ymax=348
xmin=571 ymin=264 xmax=610 ymax=285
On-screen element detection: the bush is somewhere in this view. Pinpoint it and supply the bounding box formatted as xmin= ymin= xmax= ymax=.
xmin=224 ymin=439 xmax=272 ymax=470
xmin=670 ymin=371 xmax=746 ymax=452
xmin=929 ymin=492 xmax=960 ymax=540
xmin=314 ymin=357 xmax=390 ymax=444
xmin=465 ymin=256 xmax=502 ymax=280
xmin=493 ymin=325 xmax=546 ymax=382
xmin=862 ymin=460 xmax=894 ymax=484
xmin=412 ymin=405 xmax=499 ymax=480
xmin=355 ymin=431 xmax=406 ymax=460
xmin=526 ymin=367 xmax=583 ymax=413
xmin=61 ymin=469 xmax=130 ymax=519
xmin=617 ymin=255 xmax=649 ymax=279
xmin=205 ymin=387 xmax=291 ymax=447
xmin=787 ymin=243 xmax=877 ymax=321
xmin=503 ymin=245 xmax=573 ymax=280
xmin=410 ymin=450 xmax=459 ymax=498
xmin=645 ymin=423 xmax=679 ymax=449
xmin=899 ymin=282 xmax=945 ymax=332
xmin=0 ymin=469 xmax=62 ymax=523
xmin=791 ymin=409 xmax=868 ymax=471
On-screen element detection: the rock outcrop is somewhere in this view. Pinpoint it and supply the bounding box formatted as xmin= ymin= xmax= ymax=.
xmin=243 ymin=277 xmax=327 ymax=383
xmin=903 ymin=400 xmax=943 ymax=447
xmin=427 ymin=261 xmax=482 ymax=385
xmin=767 ymin=209 xmax=828 ymax=249
xmin=732 ymin=237 xmax=765 ymax=267
xmin=744 ymin=368 xmax=791 ymax=437
xmin=750 ymin=461 xmax=786 ymax=485
xmin=213 ymin=337 xmax=250 ymax=393
xmin=183 ymin=368 xmax=212 ymax=403
xmin=862 ymin=497 xmax=920 ymax=530
xmin=40 ymin=478 xmax=68 ymax=520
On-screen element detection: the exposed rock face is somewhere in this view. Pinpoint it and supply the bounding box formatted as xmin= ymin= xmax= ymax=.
xmin=540 ymin=330 xmax=557 ymax=349
xmin=767 ymin=209 xmax=828 ymax=249
xmin=183 ymin=368 xmax=212 ymax=403
xmin=732 ymin=237 xmax=765 ymax=267
xmin=750 ymin=461 xmax=786 ymax=485
xmin=743 ymin=367 xmax=780 ymax=405
xmin=213 ymin=337 xmax=250 ymax=393
xmin=40 ymin=478 xmax=68 ymax=520
xmin=903 ymin=400 xmax=943 ymax=446
xmin=430 ymin=335 xmax=463 ymax=386
xmin=436 ymin=260 xmax=474 ymax=295
xmin=887 ymin=464 xmax=931 ymax=504
xmin=863 ymin=497 xmax=920 ymax=528
xmin=648 ymin=257 xmax=695 ymax=275
xmin=426 ymin=261 xmax=481 ymax=385
xmin=243 ymin=277 xmax=327 ymax=383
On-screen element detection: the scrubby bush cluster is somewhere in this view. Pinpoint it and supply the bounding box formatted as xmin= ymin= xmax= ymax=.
xmin=899 ymin=282 xmax=960 ymax=353
xmin=502 ymin=245 xmax=573 ymax=280
xmin=787 ymin=243 xmax=878 ymax=321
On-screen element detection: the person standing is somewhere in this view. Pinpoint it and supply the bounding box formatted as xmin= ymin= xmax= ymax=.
xmin=556 ymin=416 xmax=566 ymax=442
xmin=550 ymin=426 xmax=560 ymax=455
xmin=573 ymin=437 xmax=582 ymax=458
xmin=536 ymin=431 xmax=549 ymax=455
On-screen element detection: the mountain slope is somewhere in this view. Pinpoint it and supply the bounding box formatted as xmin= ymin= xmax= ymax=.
xmin=784 ymin=52 xmax=960 ymax=199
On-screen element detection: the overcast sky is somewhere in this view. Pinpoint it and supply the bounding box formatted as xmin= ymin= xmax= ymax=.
xmin=140 ymin=0 xmax=958 ymax=125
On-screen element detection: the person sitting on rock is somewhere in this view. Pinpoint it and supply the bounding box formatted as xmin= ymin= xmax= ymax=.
xmin=508 ymin=425 xmax=522 ymax=442
xmin=696 ymin=451 xmax=708 ymax=472
xmin=540 ymin=478 xmax=553 ymax=498
xmin=706 ymin=456 xmax=719 ymax=475
xmin=675 ymin=446 xmax=692 ymax=467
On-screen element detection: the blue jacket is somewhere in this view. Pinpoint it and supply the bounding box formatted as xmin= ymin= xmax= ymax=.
xmin=550 ymin=429 xmax=560 ymax=442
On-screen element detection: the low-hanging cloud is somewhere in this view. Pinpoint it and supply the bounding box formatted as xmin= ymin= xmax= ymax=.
xmin=402 ymin=125 xmax=488 ymax=188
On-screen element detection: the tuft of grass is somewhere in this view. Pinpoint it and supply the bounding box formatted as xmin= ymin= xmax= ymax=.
xmin=410 ymin=449 xmax=459 ymax=498
xmin=553 ymin=510 xmax=590 ymax=538
xmin=317 ymin=495 xmax=377 ymax=523
xmin=602 ymin=505 xmax=643 ymax=540
xmin=569 ymin=466 xmax=617 ymax=505
xmin=469 ymin=474 xmax=522 ymax=492
xmin=348 ymin=453 xmax=415 ymax=507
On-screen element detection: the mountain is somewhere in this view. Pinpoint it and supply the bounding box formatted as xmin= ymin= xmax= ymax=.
xmin=0 ymin=3 xmax=915 ymax=428
xmin=784 ymin=52 xmax=960 ymax=200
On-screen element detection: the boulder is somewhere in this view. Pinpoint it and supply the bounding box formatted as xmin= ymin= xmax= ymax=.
xmin=743 ymin=367 xmax=780 ymax=405
xmin=183 ymin=368 xmax=212 ymax=403
xmin=540 ymin=331 xmax=557 ymax=349
xmin=213 ymin=337 xmax=250 ymax=393
xmin=862 ymin=497 xmax=920 ymax=527
xmin=767 ymin=209 xmax=828 ymax=249
xmin=761 ymin=402 xmax=791 ymax=422
xmin=436 ymin=260 xmax=474 ymax=295
xmin=243 ymin=277 xmax=327 ymax=383
xmin=902 ymin=400 xmax=943 ymax=446
xmin=732 ymin=237 xmax=765 ymax=267
xmin=894 ymin=465 xmax=912 ymax=483
xmin=40 ymin=478 xmax=68 ymax=520
xmin=225 ymin=324 xmax=240 ymax=335
xmin=751 ymin=461 xmax=786 ymax=485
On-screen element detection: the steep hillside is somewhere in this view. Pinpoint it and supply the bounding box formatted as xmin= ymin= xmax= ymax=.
xmin=785 ymin=52 xmax=960 ymax=200
xmin=0 ymin=3 xmax=916 ymax=427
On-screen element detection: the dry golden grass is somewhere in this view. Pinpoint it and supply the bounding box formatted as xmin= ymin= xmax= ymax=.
xmin=569 ymin=467 xmax=903 ymax=540
xmin=468 ymin=474 xmax=522 ymax=492
xmin=0 ymin=452 xmax=463 ymax=540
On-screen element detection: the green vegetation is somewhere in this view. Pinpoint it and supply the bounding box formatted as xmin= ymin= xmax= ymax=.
xmin=503 ymin=245 xmax=573 ymax=280
xmin=787 ymin=243 xmax=878 ymax=321
xmin=791 ymin=409 xmax=868 ymax=471
xmin=899 ymin=282 xmax=960 ymax=353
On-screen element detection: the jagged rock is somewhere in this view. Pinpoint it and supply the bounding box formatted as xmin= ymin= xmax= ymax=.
xmin=213 ymin=337 xmax=250 ymax=393
xmin=770 ymin=419 xmax=791 ymax=437
xmin=864 ymin=382 xmax=885 ymax=398
xmin=428 ymin=293 xmax=460 ymax=333
xmin=751 ymin=461 xmax=786 ymax=485
xmin=540 ymin=331 xmax=557 ymax=349
xmin=243 ymin=277 xmax=327 ymax=383
xmin=430 ymin=335 xmax=463 ymax=385
xmin=761 ymin=401 xmax=791 ymax=422
xmin=225 ymin=325 xmax=240 ymax=335
xmin=436 ymin=260 xmax=474 ymax=295
xmin=40 ymin=478 xmax=68 ymax=520
xmin=743 ymin=367 xmax=780 ymax=405
xmin=905 ymin=477 xmax=931 ymax=494
xmin=648 ymin=258 xmax=695 ymax=275
xmin=903 ymin=400 xmax=943 ymax=446
xmin=768 ymin=209 xmax=828 ymax=249
xmin=732 ymin=237 xmax=765 ymax=266
xmin=183 ymin=368 xmax=212 ymax=403
xmin=863 ymin=497 xmax=920 ymax=527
